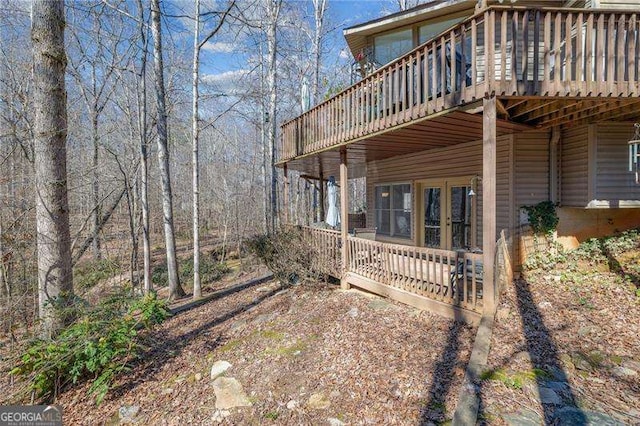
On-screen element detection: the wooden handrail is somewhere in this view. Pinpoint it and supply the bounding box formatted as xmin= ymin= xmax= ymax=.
xmin=279 ymin=6 xmax=640 ymax=162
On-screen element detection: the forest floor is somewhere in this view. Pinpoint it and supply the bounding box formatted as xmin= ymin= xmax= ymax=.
xmin=56 ymin=276 xmax=476 ymax=425
xmin=478 ymin=233 xmax=640 ymax=425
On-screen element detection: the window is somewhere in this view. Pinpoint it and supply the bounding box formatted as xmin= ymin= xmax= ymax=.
xmin=375 ymin=183 xmax=411 ymax=238
xmin=374 ymin=29 xmax=413 ymax=66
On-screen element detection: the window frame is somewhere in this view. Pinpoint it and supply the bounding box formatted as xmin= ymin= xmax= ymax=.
xmin=374 ymin=182 xmax=413 ymax=239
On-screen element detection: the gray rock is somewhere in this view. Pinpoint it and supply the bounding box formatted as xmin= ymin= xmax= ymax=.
xmin=253 ymin=313 xmax=274 ymax=324
xmin=211 ymin=409 xmax=231 ymax=423
xmin=611 ymin=366 xmax=637 ymax=378
xmin=307 ymin=393 xmax=331 ymax=410
xmin=539 ymin=387 xmax=561 ymax=405
xmin=195 ymin=373 xmax=203 ymax=381
xmin=327 ymin=418 xmax=345 ymax=426
xmin=552 ymin=406 xmax=624 ymax=425
xmin=212 ymin=377 xmax=252 ymax=409
xmin=118 ymin=405 xmax=140 ymax=423
xmin=502 ymin=408 xmax=542 ymax=426
xmin=230 ymin=319 xmax=247 ymax=331
xmin=286 ymin=400 xmax=298 ymax=410
xmin=210 ymin=360 xmax=232 ymax=380
xmin=347 ymin=307 xmax=359 ymax=318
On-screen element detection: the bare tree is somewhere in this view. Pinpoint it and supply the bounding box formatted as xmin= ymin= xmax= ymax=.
xmin=135 ymin=0 xmax=152 ymax=294
xmin=31 ymin=0 xmax=74 ymax=337
xmin=266 ymin=0 xmax=281 ymax=232
xmin=151 ymin=0 xmax=185 ymax=300
xmin=191 ymin=0 xmax=235 ymax=299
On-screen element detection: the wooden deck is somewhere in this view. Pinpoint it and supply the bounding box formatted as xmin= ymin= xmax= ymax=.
xmin=279 ymin=6 xmax=640 ymax=165
xmin=299 ymin=226 xmax=484 ymax=323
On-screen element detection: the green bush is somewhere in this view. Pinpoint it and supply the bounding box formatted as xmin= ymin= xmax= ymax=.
xmin=521 ymin=201 xmax=559 ymax=236
xmin=10 ymin=292 xmax=170 ymax=404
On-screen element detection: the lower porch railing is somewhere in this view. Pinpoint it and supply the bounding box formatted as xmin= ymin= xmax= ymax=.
xmin=296 ymin=226 xmax=483 ymax=314
xmin=346 ymin=236 xmax=483 ymax=314
xmin=301 ymin=226 xmax=342 ymax=277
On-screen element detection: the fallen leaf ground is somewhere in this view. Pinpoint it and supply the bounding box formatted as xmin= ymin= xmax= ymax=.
xmin=56 ymin=279 xmax=475 ymax=425
xmin=479 ymin=249 xmax=640 ymax=424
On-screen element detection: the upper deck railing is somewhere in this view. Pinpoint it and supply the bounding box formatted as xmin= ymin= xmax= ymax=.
xmin=279 ymin=6 xmax=639 ymax=162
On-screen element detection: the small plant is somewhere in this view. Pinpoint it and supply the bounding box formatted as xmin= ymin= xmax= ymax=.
xmin=522 ymin=201 xmax=559 ymax=236
xmin=151 ymin=255 xmax=229 ymax=287
xmin=265 ymin=411 xmax=279 ymax=420
xmin=10 ymin=292 xmax=169 ymax=404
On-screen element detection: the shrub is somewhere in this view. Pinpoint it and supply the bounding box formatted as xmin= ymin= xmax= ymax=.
xmin=10 ymin=292 xmax=170 ymax=404
xmin=521 ymin=201 xmax=559 ymax=236
xmin=246 ymin=228 xmax=322 ymax=285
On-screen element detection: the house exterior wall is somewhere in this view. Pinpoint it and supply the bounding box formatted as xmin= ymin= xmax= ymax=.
xmin=560 ymin=125 xmax=590 ymax=207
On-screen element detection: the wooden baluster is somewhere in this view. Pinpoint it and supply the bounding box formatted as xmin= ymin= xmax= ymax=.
xmin=554 ymin=12 xmax=562 ymax=95
xmin=511 ymin=11 xmax=519 ymax=94
xmin=630 ymin=14 xmax=637 ymax=88
xmin=522 ymin=10 xmax=529 ymax=87
xmin=576 ymin=12 xmax=584 ymax=92
xmin=485 ymin=10 xmax=495 ymax=96
xmin=439 ymin=36 xmax=446 ymax=110
xmin=565 ymin=12 xmax=573 ymax=95
xmin=408 ymin=54 xmax=415 ymax=121
xmin=420 ymin=46 xmax=428 ymax=115
xmin=533 ymin=10 xmax=541 ymax=94
xmin=585 ymin=13 xmax=594 ymax=95
xmin=500 ymin=11 xmax=507 ymax=94
xmin=430 ymin=42 xmax=437 ymax=112
xmin=617 ymin=14 xmax=626 ymax=95
xmin=460 ymin=24 xmax=467 ymax=99
xmin=471 ymin=18 xmax=478 ymax=99
xmin=543 ymin=11 xmax=551 ymax=95
xmin=607 ymin=13 xmax=615 ymax=95
xmin=450 ymin=30 xmax=457 ymax=98
xmin=596 ymin=14 xmax=605 ymax=94
xmin=472 ymin=256 xmax=478 ymax=309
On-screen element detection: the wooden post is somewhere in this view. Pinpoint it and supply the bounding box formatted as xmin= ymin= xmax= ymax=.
xmin=340 ymin=149 xmax=350 ymax=290
xmin=318 ymin=161 xmax=325 ymax=222
xmin=550 ymin=127 xmax=560 ymax=203
xmin=483 ymin=96 xmax=496 ymax=314
xmin=283 ymin=163 xmax=289 ymax=225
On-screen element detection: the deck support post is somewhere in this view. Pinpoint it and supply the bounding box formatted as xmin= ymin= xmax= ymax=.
xmin=483 ymin=96 xmax=497 ymax=314
xmin=318 ymin=160 xmax=325 ymax=222
xmin=340 ymin=149 xmax=350 ymax=290
xmin=283 ymin=163 xmax=289 ymax=225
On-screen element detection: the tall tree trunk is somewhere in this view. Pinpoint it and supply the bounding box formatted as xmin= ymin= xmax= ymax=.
xmin=91 ymin=101 xmax=101 ymax=260
xmin=31 ymin=0 xmax=74 ymax=338
xmin=192 ymin=0 xmax=202 ymax=299
xmin=151 ymin=0 xmax=185 ymax=300
xmin=266 ymin=0 xmax=281 ymax=231
xmin=136 ymin=0 xmax=152 ymax=294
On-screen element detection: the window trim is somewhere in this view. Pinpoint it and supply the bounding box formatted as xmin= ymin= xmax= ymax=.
xmin=374 ymin=182 xmax=413 ymax=239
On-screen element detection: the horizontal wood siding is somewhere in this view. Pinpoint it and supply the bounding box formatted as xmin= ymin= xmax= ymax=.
xmin=366 ymin=136 xmax=512 ymax=249
xmin=561 ymin=125 xmax=590 ymax=207
xmin=597 ymin=0 xmax=640 ymax=9
xmin=595 ymin=123 xmax=640 ymax=203
xmin=514 ymin=130 xmax=551 ymax=209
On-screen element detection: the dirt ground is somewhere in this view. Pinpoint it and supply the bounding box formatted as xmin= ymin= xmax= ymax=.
xmin=55 ymin=278 xmax=475 ymax=425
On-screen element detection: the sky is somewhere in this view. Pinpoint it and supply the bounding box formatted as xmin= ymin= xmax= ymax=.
xmin=196 ymin=0 xmax=398 ymax=90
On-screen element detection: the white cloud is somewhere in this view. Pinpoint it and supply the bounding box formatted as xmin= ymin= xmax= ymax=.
xmin=202 ymin=69 xmax=249 ymax=85
xmin=202 ymin=41 xmax=237 ymax=53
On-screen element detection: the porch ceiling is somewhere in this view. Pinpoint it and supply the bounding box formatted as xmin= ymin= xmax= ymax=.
xmin=284 ymin=109 xmax=530 ymax=178
xmin=498 ymin=97 xmax=640 ymax=129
